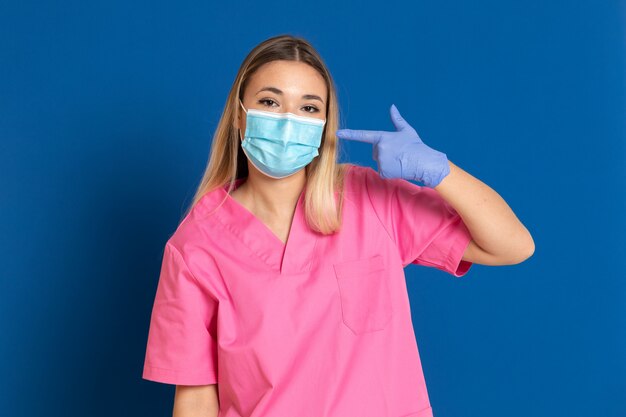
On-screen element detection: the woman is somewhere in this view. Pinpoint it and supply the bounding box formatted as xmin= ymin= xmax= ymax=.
xmin=142 ymin=34 xmax=534 ymax=417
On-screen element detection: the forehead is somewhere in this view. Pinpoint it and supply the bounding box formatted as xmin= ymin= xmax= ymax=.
xmin=246 ymin=60 xmax=327 ymax=98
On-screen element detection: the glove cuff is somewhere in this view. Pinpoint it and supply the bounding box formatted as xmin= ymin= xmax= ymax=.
xmin=399 ymin=150 xmax=450 ymax=187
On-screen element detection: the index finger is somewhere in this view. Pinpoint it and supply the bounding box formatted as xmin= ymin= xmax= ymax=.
xmin=336 ymin=129 xmax=387 ymax=144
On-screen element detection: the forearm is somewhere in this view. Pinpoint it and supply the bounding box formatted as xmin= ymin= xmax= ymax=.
xmin=173 ymin=399 xmax=219 ymax=417
xmin=173 ymin=385 xmax=219 ymax=417
xmin=433 ymin=160 xmax=535 ymax=262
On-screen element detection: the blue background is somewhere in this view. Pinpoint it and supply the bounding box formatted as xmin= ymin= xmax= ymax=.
xmin=1 ymin=1 xmax=624 ymax=416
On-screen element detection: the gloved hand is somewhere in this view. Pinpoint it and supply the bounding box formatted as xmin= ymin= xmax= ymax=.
xmin=336 ymin=104 xmax=450 ymax=188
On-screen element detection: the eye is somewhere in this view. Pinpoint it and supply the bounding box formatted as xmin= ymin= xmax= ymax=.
xmin=302 ymin=105 xmax=319 ymax=113
xmin=258 ymin=98 xmax=278 ymax=107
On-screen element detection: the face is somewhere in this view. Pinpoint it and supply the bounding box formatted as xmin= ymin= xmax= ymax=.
xmin=235 ymin=60 xmax=328 ymax=137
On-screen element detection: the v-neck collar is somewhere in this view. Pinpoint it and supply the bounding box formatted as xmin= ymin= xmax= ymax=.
xmin=209 ymin=177 xmax=320 ymax=275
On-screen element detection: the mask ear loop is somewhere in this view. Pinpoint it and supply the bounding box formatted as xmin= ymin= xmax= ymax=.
xmin=238 ymin=99 xmax=247 ymax=142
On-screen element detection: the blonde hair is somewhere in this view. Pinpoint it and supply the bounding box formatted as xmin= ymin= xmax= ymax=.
xmin=182 ymin=34 xmax=350 ymax=235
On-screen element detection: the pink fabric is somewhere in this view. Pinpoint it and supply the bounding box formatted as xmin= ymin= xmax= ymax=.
xmin=142 ymin=163 xmax=473 ymax=417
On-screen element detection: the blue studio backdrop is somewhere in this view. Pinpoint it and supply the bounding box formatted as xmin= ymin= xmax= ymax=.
xmin=1 ymin=1 xmax=624 ymax=416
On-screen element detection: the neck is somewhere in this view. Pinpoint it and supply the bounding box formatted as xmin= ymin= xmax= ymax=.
xmin=240 ymin=169 xmax=306 ymax=217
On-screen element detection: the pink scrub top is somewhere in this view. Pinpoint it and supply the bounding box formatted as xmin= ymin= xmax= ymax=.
xmin=142 ymin=163 xmax=473 ymax=417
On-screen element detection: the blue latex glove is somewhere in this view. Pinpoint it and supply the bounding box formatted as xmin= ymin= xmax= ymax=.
xmin=336 ymin=104 xmax=450 ymax=188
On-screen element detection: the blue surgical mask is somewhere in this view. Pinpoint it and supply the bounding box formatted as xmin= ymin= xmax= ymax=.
xmin=238 ymin=99 xmax=326 ymax=179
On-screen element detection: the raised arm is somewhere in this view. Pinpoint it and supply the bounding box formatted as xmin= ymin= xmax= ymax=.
xmin=434 ymin=160 xmax=535 ymax=265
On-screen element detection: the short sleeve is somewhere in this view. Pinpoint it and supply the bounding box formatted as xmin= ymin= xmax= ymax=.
xmin=142 ymin=242 xmax=219 ymax=385
xmin=361 ymin=165 xmax=473 ymax=277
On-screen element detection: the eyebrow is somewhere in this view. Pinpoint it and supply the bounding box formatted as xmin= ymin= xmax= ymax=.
xmin=256 ymin=86 xmax=325 ymax=104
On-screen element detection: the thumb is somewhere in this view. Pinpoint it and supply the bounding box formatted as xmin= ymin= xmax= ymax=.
xmin=389 ymin=104 xmax=411 ymax=132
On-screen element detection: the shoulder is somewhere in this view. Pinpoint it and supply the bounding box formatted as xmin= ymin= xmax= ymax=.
xmin=340 ymin=163 xmax=404 ymax=208
xmin=164 ymin=187 xmax=227 ymax=275
xmin=347 ymin=164 xmax=454 ymax=216
xmin=343 ymin=162 xmax=376 ymax=179
xmin=343 ymin=163 xmax=407 ymax=188
xmin=343 ymin=163 xmax=410 ymax=199
xmin=342 ymin=163 xmax=380 ymax=192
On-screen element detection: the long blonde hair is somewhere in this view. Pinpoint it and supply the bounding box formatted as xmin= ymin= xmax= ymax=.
xmin=182 ymin=34 xmax=349 ymax=235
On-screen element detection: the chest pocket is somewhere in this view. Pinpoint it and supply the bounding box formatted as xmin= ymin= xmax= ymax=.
xmin=333 ymin=254 xmax=393 ymax=335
